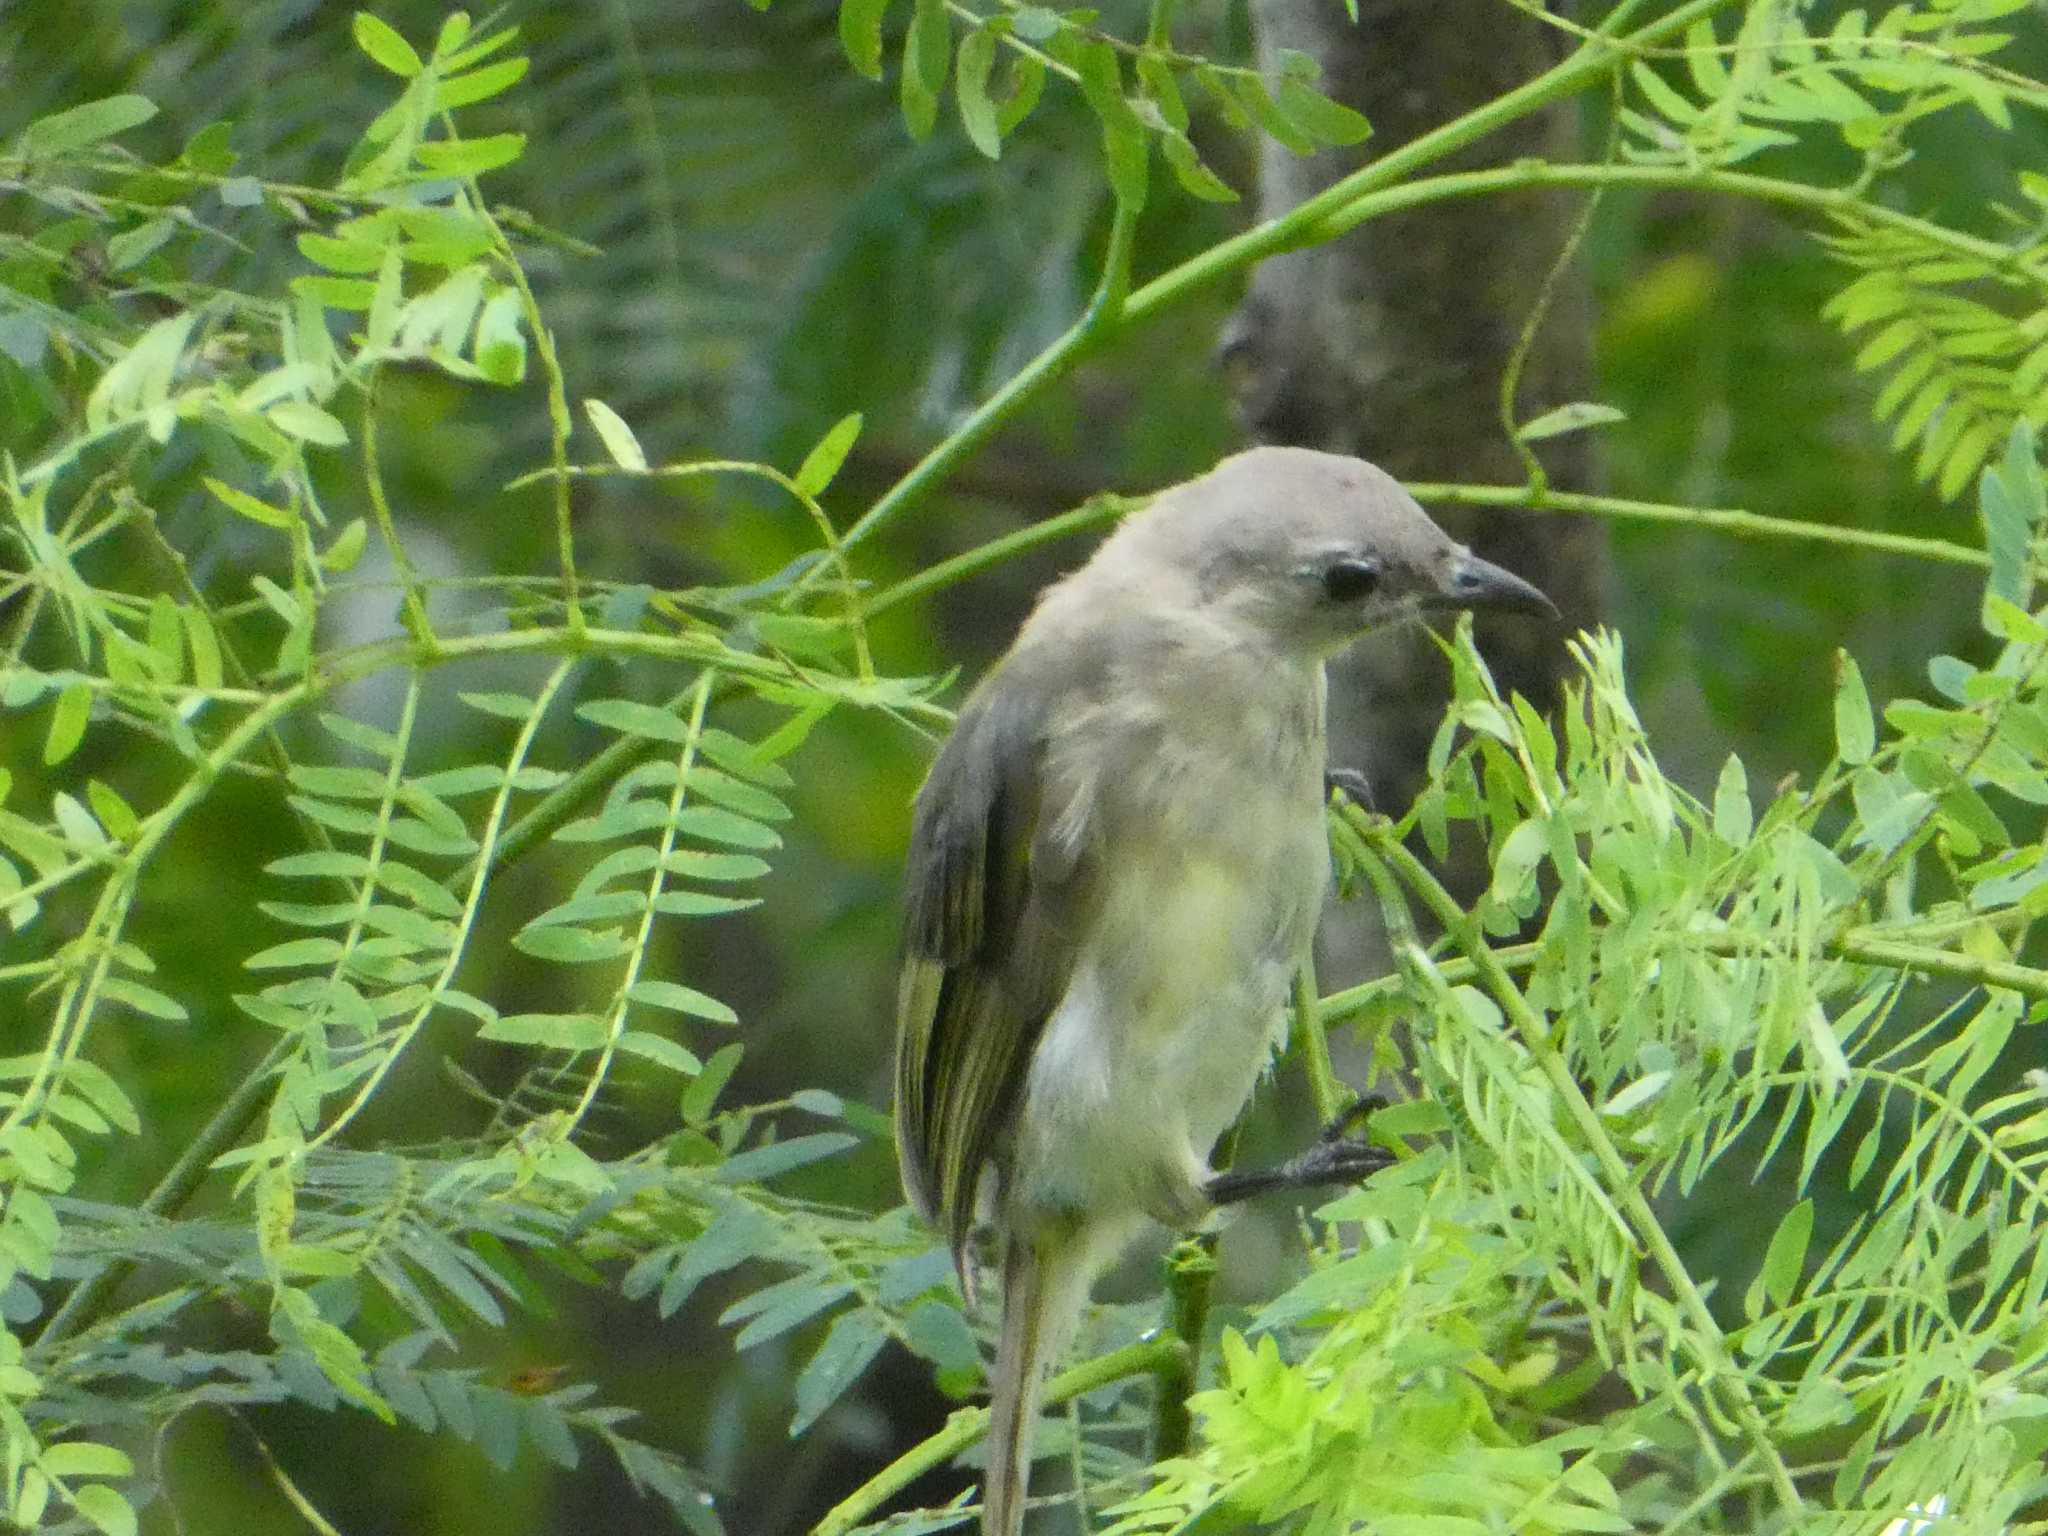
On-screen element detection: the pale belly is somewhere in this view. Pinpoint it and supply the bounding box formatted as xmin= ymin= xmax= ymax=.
xmin=1008 ymin=841 xmax=1326 ymax=1230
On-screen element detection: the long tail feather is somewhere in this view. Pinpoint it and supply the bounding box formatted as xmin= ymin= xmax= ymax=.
xmin=983 ymin=1229 xmax=1090 ymax=1536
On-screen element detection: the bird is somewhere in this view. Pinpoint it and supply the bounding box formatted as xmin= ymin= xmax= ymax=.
xmin=893 ymin=445 xmax=1557 ymax=1536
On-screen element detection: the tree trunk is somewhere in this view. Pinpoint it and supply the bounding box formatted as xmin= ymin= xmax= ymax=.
xmin=1224 ymin=0 xmax=1608 ymax=958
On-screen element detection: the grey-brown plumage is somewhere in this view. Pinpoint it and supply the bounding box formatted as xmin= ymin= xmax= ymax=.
xmin=894 ymin=446 xmax=1554 ymax=1536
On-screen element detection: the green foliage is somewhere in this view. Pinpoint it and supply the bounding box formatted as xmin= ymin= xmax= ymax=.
xmin=1823 ymin=214 xmax=2048 ymax=500
xmin=3 ymin=2 xmax=2048 ymax=1534
xmin=831 ymin=0 xmax=1368 ymax=201
xmin=1620 ymin=0 xmax=2032 ymax=170
xmin=1618 ymin=0 xmax=2048 ymax=498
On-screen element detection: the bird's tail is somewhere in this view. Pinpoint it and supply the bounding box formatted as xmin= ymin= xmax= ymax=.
xmin=983 ymin=1226 xmax=1092 ymax=1536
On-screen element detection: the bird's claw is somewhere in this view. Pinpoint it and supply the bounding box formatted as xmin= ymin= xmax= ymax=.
xmin=1288 ymin=1115 xmax=1395 ymax=1188
xmin=1294 ymin=1137 xmax=1395 ymax=1186
xmin=1316 ymin=1093 xmax=1387 ymax=1145
xmin=1324 ymin=766 xmax=1375 ymax=811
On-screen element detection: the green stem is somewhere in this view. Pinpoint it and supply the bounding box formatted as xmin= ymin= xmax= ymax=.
xmin=809 ymin=1335 xmax=1187 ymax=1536
xmin=1404 ymin=481 xmax=1990 ymax=568
xmin=861 ymin=494 xmax=1136 ymax=619
xmin=34 ymin=1036 xmax=293 ymax=1351
xmin=1295 ymin=162 xmax=2039 ymax=285
xmin=361 ymin=369 xmax=436 ymax=645
xmin=1290 ymin=957 xmax=1343 ymax=1127
xmin=1318 ymin=922 xmax=2048 ymax=1018
xmin=827 ymin=200 xmax=1138 ymax=564
xmin=859 ymin=469 xmax=1986 ymax=631
xmin=1360 ymin=822 xmax=1805 ymax=1510
xmin=1152 ymin=1233 xmax=1219 ymax=1462
xmin=1121 ymin=0 xmax=1741 ymax=327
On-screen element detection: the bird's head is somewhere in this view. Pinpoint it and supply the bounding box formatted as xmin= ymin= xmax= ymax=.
xmin=1125 ymin=446 xmax=1558 ymax=659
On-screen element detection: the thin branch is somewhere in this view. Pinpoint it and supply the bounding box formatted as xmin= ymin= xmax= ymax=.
xmin=824 ymin=196 xmax=1140 ymax=564
xmin=1404 ymin=482 xmax=1991 ymax=568
xmin=809 ymin=1335 xmax=1187 ymax=1536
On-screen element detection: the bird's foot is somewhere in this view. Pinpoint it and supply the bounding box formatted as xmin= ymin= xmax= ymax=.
xmin=1324 ymin=766 xmax=1375 ymax=812
xmin=1203 ymin=1096 xmax=1393 ymax=1208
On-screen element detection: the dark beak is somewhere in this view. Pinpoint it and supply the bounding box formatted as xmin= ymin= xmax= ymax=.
xmin=1426 ymin=552 xmax=1559 ymax=621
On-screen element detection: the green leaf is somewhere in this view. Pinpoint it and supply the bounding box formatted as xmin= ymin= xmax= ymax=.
xmin=1161 ymin=130 xmax=1237 ymax=203
xmin=245 ymin=937 xmax=345 ymax=970
xmin=20 ymin=95 xmax=157 ymax=156
xmin=1833 ymin=651 xmax=1875 ymax=765
xmin=838 ymin=0 xmax=892 ymax=80
xmin=41 ymin=1444 xmax=134 ymax=1480
xmin=653 ymin=891 xmax=759 ymax=919
xmin=616 ymin=1030 xmax=704 ymax=1075
xmin=627 ymin=980 xmax=738 ymax=1025
xmin=321 ymin=519 xmax=369 ymax=574
xmin=1980 ymin=420 xmax=2038 ymax=621
xmin=1597 ymin=1071 xmax=1672 ymax=1118
xmin=511 ymin=925 xmax=633 ymax=963
xmin=791 ymin=1311 xmax=888 ymax=1435
xmin=1235 ymin=76 xmax=1313 ymax=156
xmin=793 ymin=412 xmax=864 ymax=497
xmin=86 ymin=311 xmax=195 ymax=432
xmin=86 ymin=781 xmax=138 ymax=842
xmin=204 ymin=476 xmax=297 ymax=530
xmin=479 ymin=1012 xmax=609 ymax=1050
xmin=460 ymin=691 xmax=542 ymax=720
xmin=902 ymin=0 xmax=951 ymax=139
xmin=686 ymin=766 xmax=790 ymax=821
xmin=1516 ymin=401 xmax=1627 ymax=443
xmin=578 ymin=697 xmax=692 ymax=742
xmin=434 ymin=57 xmax=530 ymax=111
xmin=1753 ymin=1198 xmax=1814 ymax=1318
xmin=1136 ymin=53 xmax=1186 ymax=132
xmin=269 ymin=401 xmax=349 ymax=447
xmin=44 ymin=683 xmax=91 ymax=766
xmin=584 ymin=398 xmax=648 ymax=472
xmin=749 ymin=613 xmax=854 ymax=661
xmin=104 ymin=978 xmax=190 ymax=1028
xmin=995 ymin=52 xmax=1047 ymax=137
xmin=1011 ymin=5 xmax=1059 ymax=41
xmin=682 ymin=1042 xmax=743 ymax=1123
xmin=353 ymin=13 xmax=424 ymax=76
xmin=699 ymin=728 xmax=797 ymax=786
xmin=53 ymin=792 xmax=106 ymax=851
xmin=903 ymin=1297 xmax=979 ymax=1376
xmin=473 ymin=289 xmax=525 ymax=384
xmin=675 ymin=806 xmax=781 ymax=849
xmin=1630 ymin=60 xmax=1699 ymax=123
xmin=68 ymin=1485 xmax=137 ymax=1536
xmin=298 ymin=232 xmax=387 ymax=274
xmin=1074 ymin=43 xmax=1147 ymax=210
xmin=415 ymin=133 xmax=526 ymax=176
xmin=715 ymin=1133 xmax=856 ymax=1184
xmin=664 ymin=851 xmax=771 ymax=883
xmin=1276 ymin=78 xmax=1372 ymax=146
xmin=1366 ymin=1098 xmax=1450 ymax=1136
xmin=180 ymin=121 xmax=236 ymax=174
xmin=955 ymin=27 xmax=1002 ymax=158
xmin=106 ymin=217 xmax=176 ymax=272
xmin=1712 ymin=755 xmax=1752 ymax=844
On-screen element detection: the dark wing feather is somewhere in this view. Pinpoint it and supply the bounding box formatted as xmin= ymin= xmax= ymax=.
xmin=894 ymin=675 xmax=1076 ymax=1269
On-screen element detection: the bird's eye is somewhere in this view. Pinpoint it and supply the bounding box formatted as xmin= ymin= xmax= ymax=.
xmin=1322 ymin=558 xmax=1381 ymax=602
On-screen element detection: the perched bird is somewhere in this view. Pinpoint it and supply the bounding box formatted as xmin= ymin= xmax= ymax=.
xmin=894 ymin=446 xmax=1557 ymax=1536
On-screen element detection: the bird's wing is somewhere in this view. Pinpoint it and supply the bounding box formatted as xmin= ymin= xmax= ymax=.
xmin=894 ymin=666 xmax=1084 ymax=1271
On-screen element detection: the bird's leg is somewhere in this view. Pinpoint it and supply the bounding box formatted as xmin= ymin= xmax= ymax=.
xmin=1203 ymin=1095 xmax=1392 ymax=1207
xmin=1323 ymin=766 xmax=1375 ymax=811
